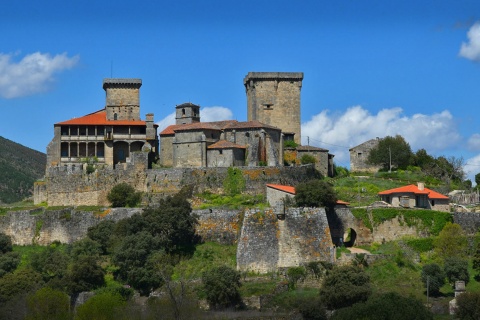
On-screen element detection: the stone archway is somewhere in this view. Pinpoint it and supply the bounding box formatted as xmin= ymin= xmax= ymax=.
xmin=113 ymin=141 xmax=129 ymax=164
xmin=343 ymin=228 xmax=357 ymax=247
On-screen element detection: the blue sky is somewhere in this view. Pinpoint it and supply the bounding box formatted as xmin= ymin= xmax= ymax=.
xmin=2 ymin=1 xmax=480 ymax=180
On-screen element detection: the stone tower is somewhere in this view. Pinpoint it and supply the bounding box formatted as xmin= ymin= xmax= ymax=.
xmin=103 ymin=78 xmax=142 ymax=121
xmin=244 ymin=72 xmax=303 ymax=144
xmin=176 ymin=102 xmax=200 ymax=125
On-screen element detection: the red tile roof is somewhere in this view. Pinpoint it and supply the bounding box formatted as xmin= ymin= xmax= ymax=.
xmin=55 ymin=110 xmax=150 ymax=126
xmin=207 ymin=140 xmax=246 ymax=149
xmin=378 ymin=184 xmax=449 ymax=199
xmin=266 ymin=184 xmax=296 ymax=194
xmin=159 ymin=119 xmax=281 ymax=136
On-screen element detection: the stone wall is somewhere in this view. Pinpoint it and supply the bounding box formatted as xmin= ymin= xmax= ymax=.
xmin=237 ymin=207 xmax=334 ymax=273
xmin=454 ymin=211 xmax=480 ymax=235
xmin=326 ymin=207 xmax=373 ymax=246
xmin=349 ymin=138 xmax=382 ymax=173
xmin=0 ymin=208 xmax=141 ymax=245
xmin=37 ymin=152 xmax=317 ymax=206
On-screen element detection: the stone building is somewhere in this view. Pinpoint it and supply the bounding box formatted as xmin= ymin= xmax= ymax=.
xmin=244 ymin=72 xmax=303 ymax=144
xmin=349 ymin=138 xmax=382 ymax=173
xmin=46 ymin=79 xmax=158 ymax=170
xmin=160 ymin=103 xmax=283 ymax=168
xmin=378 ymin=182 xmax=450 ymax=212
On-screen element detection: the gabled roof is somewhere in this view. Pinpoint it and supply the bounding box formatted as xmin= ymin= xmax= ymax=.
xmin=55 ymin=109 xmax=150 ymax=126
xmin=296 ymin=145 xmax=329 ymax=152
xmin=159 ymin=119 xmax=280 ymax=136
xmin=224 ymin=120 xmax=281 ymax=131
xmin=378 ymin=184 xmax=449 ymax=199
xmin=266 ymin=184 xmax=296 ymax=195
xmin=207 ymin=140 xmax=246 ymax=149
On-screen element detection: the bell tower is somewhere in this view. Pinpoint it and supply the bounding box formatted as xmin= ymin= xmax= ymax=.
xmin=103 ymin=78 xmax=142 ymax=121
xmin=175 ymin=102 xmax=201 ymax=125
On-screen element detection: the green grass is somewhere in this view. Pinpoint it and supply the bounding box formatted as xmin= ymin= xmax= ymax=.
xmin=172 ymin=242 xmax=237 ymax=279
xmin=194 ymin=192 xmax=267 ymax=210
xmin=239 ymin=280 xmax=278 ymax=297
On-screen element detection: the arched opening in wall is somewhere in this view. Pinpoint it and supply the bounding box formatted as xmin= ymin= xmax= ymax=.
xmin=113 ymin=141 xmax=129 ymax=164
xmin=343 ymin=228 xmax=357 ymax=247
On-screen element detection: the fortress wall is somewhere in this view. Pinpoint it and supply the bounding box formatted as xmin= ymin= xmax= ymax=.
xmin=195 ymin=209 xmax=242 ymax=245
xmin=453 ymin=211 xmax=480 ymax=235
xmin=0 ymin=208 xmax=141 ymax=245
xmin=236 ymin=207 xmax=334 ymax=273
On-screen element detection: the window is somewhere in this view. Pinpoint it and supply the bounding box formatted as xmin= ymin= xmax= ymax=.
xmin=114 ymin=113 xmax=118 ymax=120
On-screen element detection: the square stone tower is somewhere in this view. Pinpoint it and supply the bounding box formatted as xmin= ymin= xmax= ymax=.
xmin=176 ymin=102 xmax=201 ymax=125
xmin=244 ymin=72 xmax=303 ymax=144
xmin=103 ymin=78 xmax=142 ymax=121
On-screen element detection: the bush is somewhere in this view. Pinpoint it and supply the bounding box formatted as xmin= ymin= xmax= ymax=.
xmin=287 ymin=266 xmax=307 ymax=290
xmin=444 ymin=257 xmax=469 ymax=286
xmin=331 ymin=292 xmax=433 ymax=320
xmin=107 ymin=183 xmax=142 ymax=208
xmin=434 ymin=222 xmax=468 ymax=260
xmin=0 ymin=233 xmax=13 ymax=254
xmin=455 ymin=292 xmax=480 ymax=320
xmin=421 ymin=263 xmax=445 ymax=296
xmin=295 ymin=179 xmax=338 ymax=208
xmin=26 ymin=287 xmax=70 ymax=320
xmin=300 ymin=154 xmax=316 ymax=165
xmin=201 ymin=266 xmax=242 ymax=310
xmin=297 ymin=297 xmax=327 ymax=320
xmin=75 ymin=292 xmax=126 ymax=320
xmin=319 ymin=265 xmax=371 ymax=310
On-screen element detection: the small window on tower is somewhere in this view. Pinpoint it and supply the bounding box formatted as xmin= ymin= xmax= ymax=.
xmin=114 ymin=113 xmax=118 ymax=120
xmin=182 ymin=108 xmax=186 ymax=115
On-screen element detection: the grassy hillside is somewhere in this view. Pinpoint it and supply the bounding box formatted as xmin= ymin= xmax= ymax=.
xmin=0 ymin=136 xmax=46 ymax=204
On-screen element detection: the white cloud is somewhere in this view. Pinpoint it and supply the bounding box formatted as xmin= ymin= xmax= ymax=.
xmin=464 ymin=154 xmax=480 ymax=185
xmin=301 ymin=106 xmax=460 ymax=166
xmin=467 ymin=133 xmax=480 ymax=151
xmin=156 ymin=106 xmax=234 ymax=133
xmin=0 ymin=52 xmax=79 ymax=98
xmin=459 ymin=22 xmax=480 ymax=62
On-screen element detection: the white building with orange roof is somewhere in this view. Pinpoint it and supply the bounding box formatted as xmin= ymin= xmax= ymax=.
xmin=378 ymin=182 xmax=450 ymax=212
xmin=46 ymin=79 xmax=158 ymax=170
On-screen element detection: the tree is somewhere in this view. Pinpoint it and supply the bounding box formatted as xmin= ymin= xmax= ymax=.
xmin=0 ymin=252 xmax=20 ymax=277
xmin=26 ymin=287 xmax=70 ymax=320
xmin=75 ymin=292 xmax=126 ymax=320
xmin=142 ymin=192 xmax=198 ymax=254
xmin=444 ymin=257 xmax=469 ymax=286
xmin=0 ymin=233 xmax=13 ymax=254
xmin=300 ymin=154 xmax=316 ymax=165
xmin=68 ymin=255 xmax=105 ymax=295
xmin=421 ymin=263 xmax=445 ymax=296
xmin=367 ymin=135 xmax=413 ymax=170
xmin=201 ymin=266 xmax=242 ymax=310
xmin=30 ymin=244 xmax=69 ymax=286
xmin=0 ymin=268 xmax=43 ymax=303
xmin=455 ymin=292 xmax=480 ymax=320
xmin=434 ymin=222 xmax=468 ymax=260
xmin=107 ymin=183 xmax=142 ymax=207
xmin=331 ymin=292 xmax=433 ymax=320
xmin=297 ymin=297 xmax=327 ymax=320
xmin=295 ymin=179 xmax=338 ymax=208
xmin=475 ymin=173 xmax=480 ymax=190
xmin=87 ymin=220 xmax=116 ymax=254
xmin=473 ymin=242 xmax=480 ymax=281
xmin=68 ymin=237 xmax=102 ymax=260
xmin=287 ymin=266 xmax=307 ymax=290
xmin=319 ymin=265 xmax=371 ymax=310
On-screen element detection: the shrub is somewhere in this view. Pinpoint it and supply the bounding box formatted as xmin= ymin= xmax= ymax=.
xmin=26 ymin=287 xmax=70 ymax=320
xmin=201 ymin=266 xmax=242 ymax=310
xmin=283 ymin=140 xmax=298 ymax=148
xmin=434 ymin=222 xmax=468 ymax=260
xmin=421 ymin=263 xmax=445 ymax=296
xmin=319 ymin=265 xmax=371 ymax=310
xmin=287 ymin=266 xmax=307 ymax=290
xmin=295 ymin=179 xmax=338 ymax=208
xmin=107 ymin=183 xmax=142 ymax=208
xmin=455 ymin=292 xmax=480 ymax=320
xmin=444 ymin=257 xmax=469 ymax=286
xmin=0 ymin=233 xmax=13 ymax=254
xmin=223 ymin=167 xmax=246 ymax=196
xmin=300 ymin=154 xmax=316 ymax=165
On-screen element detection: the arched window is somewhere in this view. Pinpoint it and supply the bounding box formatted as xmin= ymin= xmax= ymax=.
xmin=114 ymin=113 xmax=118 ymax=120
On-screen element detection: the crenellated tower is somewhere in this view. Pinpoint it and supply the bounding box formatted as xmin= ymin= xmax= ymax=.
xmin=103 ymin=78 xmax=142 ymax=121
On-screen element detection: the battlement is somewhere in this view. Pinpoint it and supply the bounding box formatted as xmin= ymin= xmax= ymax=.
xmin=102 ymin=78 xmax=142 ymax=89
xmin=243 ymin=72 xmax=304 ymax=85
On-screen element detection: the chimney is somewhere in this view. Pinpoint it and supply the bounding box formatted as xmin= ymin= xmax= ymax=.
xmin=417 ymin=182 xmax=425 ymax=191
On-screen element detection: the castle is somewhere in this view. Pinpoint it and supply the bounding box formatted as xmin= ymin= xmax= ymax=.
xmin=35 ymin=72 xmax=334 ymax=206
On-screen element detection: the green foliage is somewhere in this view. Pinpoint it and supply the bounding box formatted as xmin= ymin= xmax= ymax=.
xmin=0 ymin=252 xmax=21 ymax=278
xmin=26 ymin=287 xmax=70 ymax=320
xmin=404 ymin=237 xmax=434 ymax=253
xmin=0 ymin=267 xmax=43 ymax=303
xmin=319 ymin=265 xmax=371 ymax=310
xmin=195 ymin=192 xmax=266 ymax=210
xmin=68 ymin=238 xmax=102 ymax=260
xmin=0 ymin=233 xmax=13 ymax=254
xmin=367 ymin=135 xmax=413 ymax=170
xmin=283 ymin=140 xmax=298 ymax=148
xmin=30 ymin=244 xmax=69 ymax=286
xmin=473 ymin=242 xmax=480 ymax=280
xmin=223 ymin=167 xmax=246 ymax=196
xmin=334 ymin=165 xmax=349 ymax=177
xmin=434 ymin=222 xmax=468 ymax=260
xmin=455 ymin=292 xmax=480 ymax=320
xmin=444 ymin=257 xmax=469 ymax=286
xmin=201 ymin=265 xmax=242 ymax=310
xmin=75 ymin=292 xmax=126 ymax=320
xmin=68 ymin=255 xmax=105 ymax=294
xmin=286 ymin=266 xmax=307 ymax=290
xmin=295 ymin=179 xmax=338 ymax=208
xmin=87 ymin=220 xmax=116 ymax=255
xmin=107 ymin=183 xmax=142 ymax=208
xmin=300 ymin=154 xmax=316 ymax=165
xmin=0 ymin=136 xmax=46 ymax=204
xmin=421 ymin=263 xmax=445 ymax=295
xmin=297 ymin=297 xmax=327 ymax=320
xmin=331 ymin=292 xmax=433 ymax=320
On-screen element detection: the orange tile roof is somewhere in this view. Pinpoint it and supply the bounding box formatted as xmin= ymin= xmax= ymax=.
xmin=56 ymin=110 xmax=149 ymax=126
xmin=378 ymin=184 xmax=449 ymax=199
xmin=159 ymin=119 xmax=281 ymax=135
xmin=266 ymin=184 xmax=296 ymax=195
xmin=336 ymin=200 xmax=350 ymax=205
xmin=207 ymin=140 xmax=246 ymax=149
